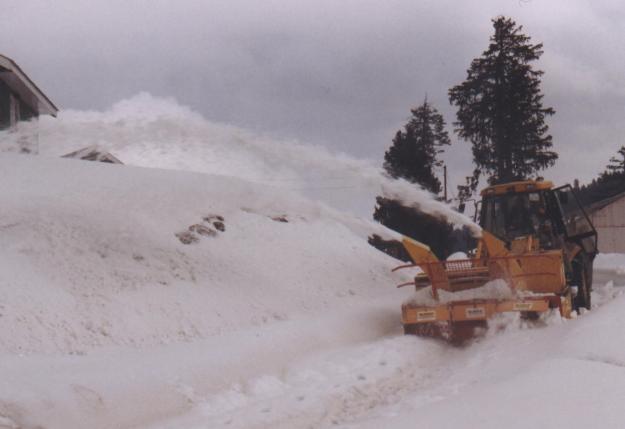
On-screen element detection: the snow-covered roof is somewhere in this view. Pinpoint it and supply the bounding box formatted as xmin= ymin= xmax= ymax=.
xmin=62 ymin=145 xmax=123 ymax=164
xmin=0 ymin=54 xmax=58 ymax=117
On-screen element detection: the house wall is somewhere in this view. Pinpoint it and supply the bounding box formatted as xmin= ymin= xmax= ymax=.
xmin=0 ymin=79 xmax=38 ymax=131
xmin=590 ymin=196 xmax=625 ymax=253
xmin=19 ymin=97 xmax=35 ymax=121
xmin=0 ymin=79 xmax=10 ymax=129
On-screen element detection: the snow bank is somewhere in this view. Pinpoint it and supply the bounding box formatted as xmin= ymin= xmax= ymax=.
xmin=0 ymin=93 xmax=480 ymax=234
xmin=594 ymin=253 xmax=625 ymax=275
xmin=0 ymin=152 xmax=417 ymax=427
xmin=0 ymin=153 xmax=405 ymax=355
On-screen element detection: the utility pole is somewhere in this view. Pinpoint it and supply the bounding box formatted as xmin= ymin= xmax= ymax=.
xmin=443 ymin=164 xmax=448 ymax=202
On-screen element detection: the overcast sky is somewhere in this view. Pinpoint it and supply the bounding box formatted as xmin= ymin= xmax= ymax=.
xmin=1 ymin=0 xmax=624 ymax=195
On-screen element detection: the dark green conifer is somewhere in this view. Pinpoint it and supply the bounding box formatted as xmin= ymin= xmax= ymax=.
xmin=449 ymin=16 xmax=556 ymax=191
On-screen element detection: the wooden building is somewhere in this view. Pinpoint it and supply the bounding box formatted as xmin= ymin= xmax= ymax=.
xmin=0 ymin=54 xmax=58 ymax=130
xmin=587 ymin=192 xmax=625 ymax=253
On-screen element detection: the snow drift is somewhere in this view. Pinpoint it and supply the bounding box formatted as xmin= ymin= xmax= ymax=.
xmin=0 ymin=153 xmax=404 ymax=355
xmin=0 ymin=152 xmax=416 ymax=428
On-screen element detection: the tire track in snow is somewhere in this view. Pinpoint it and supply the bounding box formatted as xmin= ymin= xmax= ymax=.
xmin=152 ymin=335 xmax=460 ymax=429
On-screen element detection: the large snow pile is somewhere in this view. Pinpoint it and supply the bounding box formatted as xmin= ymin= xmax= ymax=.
xmin=0 ymin=153 xmax=404 ymax=355
xmin=0 ymin=153 xmax=417 ymax=428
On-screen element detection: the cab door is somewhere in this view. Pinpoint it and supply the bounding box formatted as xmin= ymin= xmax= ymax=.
xmin=551 ymin=185 xmax=598 ymax=255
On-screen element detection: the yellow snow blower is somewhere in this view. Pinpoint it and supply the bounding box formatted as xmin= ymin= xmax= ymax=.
xmin=394 ymin=180 xmax=597 ymax=343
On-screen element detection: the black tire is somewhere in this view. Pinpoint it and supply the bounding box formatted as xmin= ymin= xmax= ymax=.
xmin=586 ymin=259 xmax=594 ymax=290
xmin=403 ymin=323 xmax=440 ymax=337
xmin=520 ymin=311 xmax=540 ymax=321
xmin=403 ymin=324 xmax=417 ymax=335
xmin=572 ymin=256 xmax=591 ymax=311
xmin=446 ymin=321 xmax=487 ymax=346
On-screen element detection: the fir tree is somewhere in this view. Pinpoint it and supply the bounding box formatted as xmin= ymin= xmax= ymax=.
xmin=382 ymin=98 xmax=450 ymax=193
xmin=372 ymin=99 xmax=453 ymax=259
xmin=577 ymin=146 xmax=625 ymax=206
xmin=607 ymin=146 xmax=625 ymax=174
xmin=449 ymin=16 xmax=557 ymax=190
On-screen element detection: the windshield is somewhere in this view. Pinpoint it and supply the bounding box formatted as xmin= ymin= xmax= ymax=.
xmin=480 ymin=192 xmax=547 ymax=242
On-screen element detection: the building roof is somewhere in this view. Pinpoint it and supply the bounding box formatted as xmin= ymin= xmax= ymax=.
xmin=586 ymin=191 xmax=625 ymax=213
xmin=0 ymin=54 xmax=58 ymax=116
xmin=62 ymin=146 xmax=123 ymax=164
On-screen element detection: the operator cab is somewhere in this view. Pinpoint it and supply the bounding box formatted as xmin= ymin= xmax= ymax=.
xmin=478 ymin=180 xmax=597 ymax=255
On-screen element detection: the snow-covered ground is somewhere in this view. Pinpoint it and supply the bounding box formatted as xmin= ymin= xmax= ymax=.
xmin=1 ymin=96 xmax=624 ymax=428
xmin=0 ymin=152 xmax=412 ymax=428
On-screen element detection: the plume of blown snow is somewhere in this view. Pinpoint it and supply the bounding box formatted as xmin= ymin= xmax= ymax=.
xmin=0 ymin=92 xmax=481 ymax=235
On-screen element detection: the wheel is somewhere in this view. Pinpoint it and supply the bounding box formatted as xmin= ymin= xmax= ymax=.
xmin=586 ymin=259 xmax=594 ymax=290
xmin=446 ymin=321 xmax=487 ymax=346
xmin=403 ymin=324 xmax=417 ymax=335
xmin=572 ymin=256 xmax=591 ymax=312
xmin=520 ymin=311 xmax=540 ymax=321
xmin=403 ymin=322 xmax=441 ymax=337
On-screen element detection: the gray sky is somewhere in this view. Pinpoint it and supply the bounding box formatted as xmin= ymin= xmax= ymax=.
xmin=1 ymin=0 xmax=624 ymax=195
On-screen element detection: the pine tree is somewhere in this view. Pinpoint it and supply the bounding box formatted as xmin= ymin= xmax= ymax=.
xmin=372 ymin=99 xmax=453 ymax=259
xmin=607 ymin=146 xmax=625 ymax=174
xmin=382 ymin=98 xmax=450 ymax=193
xmin=577 ymin=146 xmax=625 ymax=206
xmin=449 ymin=16 xmax=557 ymax=189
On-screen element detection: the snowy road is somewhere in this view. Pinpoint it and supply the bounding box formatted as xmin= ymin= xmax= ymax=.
xmin=594 ymin=268 xmax=625 ymax=286
xmin=150 ymin=270 xmax=625 ymax=429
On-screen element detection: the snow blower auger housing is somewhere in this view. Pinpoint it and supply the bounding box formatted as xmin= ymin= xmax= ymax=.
xmin=394 ymin=180 xmax=598 ymax=343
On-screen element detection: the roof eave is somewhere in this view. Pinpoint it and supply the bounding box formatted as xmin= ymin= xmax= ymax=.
xmin=0 ymin=54 xmax=58 ymax=117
